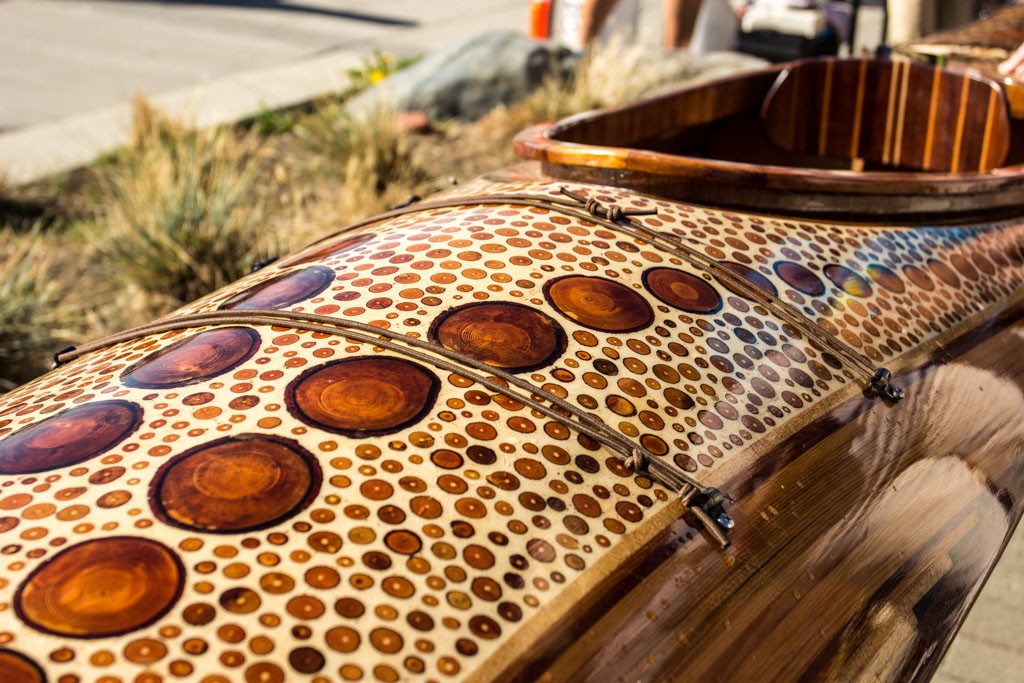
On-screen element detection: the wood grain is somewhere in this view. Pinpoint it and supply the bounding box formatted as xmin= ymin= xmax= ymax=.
xmin=486 ymin=303 xmax=1024 ymax=683
xmin=516 ymin=59 xmax=1024 ymax=219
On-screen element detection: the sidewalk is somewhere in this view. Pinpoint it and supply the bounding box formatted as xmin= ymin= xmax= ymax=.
xmin=0 ymin=0 xmax=526 ymax=183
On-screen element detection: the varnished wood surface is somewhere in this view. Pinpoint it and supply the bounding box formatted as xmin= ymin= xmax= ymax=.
xmin=895 ymin=5 xmax=1024 ymax=121
xmin=2 ymin=129 xmax=1024 ymax=683
xmin=487 ymin=301 xmax=1024 ymax=683
xmin=762 ymin=59 xmax=1010 ymax=172
xmin=515 ymin=59 xmax=1024 ymax=219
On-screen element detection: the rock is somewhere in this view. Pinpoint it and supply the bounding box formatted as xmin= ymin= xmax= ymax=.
xmin=346 ymin=30 xmax=577 ymax=122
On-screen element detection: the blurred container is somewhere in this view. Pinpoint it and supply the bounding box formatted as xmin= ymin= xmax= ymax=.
xmin=555 ymin=0 xmax=640 ymax=52
xmin=691 ymin=0 xmax=740 ymax=53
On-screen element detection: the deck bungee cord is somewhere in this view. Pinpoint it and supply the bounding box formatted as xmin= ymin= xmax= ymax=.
xmin=281 ymin=187 xmax=906 ymax=402
xmin=54 ymin=308 xmax=734 ymax=547
xmin=50 ymin=187 xmax=923 ymax=550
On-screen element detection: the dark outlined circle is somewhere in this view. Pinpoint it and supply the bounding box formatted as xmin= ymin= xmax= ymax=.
xmin=643 ymin=268 xmax=723 ymax=314
xmin=151 ymin=434 xmax=321 ymax=533
xmin=121 ymin=327 xmax=260 ymax=389
xmin=544 ymin=275 xmax=653 ymax=332
xmin=0 ymin=400 xmax=143 ymax=475
xmin=15 ymin=537 xmax=184 ymax=638
xmin=286 ymin=357 xmax=440 ymax=436
xmin=430 ymin=301 xmax=566 ymax=372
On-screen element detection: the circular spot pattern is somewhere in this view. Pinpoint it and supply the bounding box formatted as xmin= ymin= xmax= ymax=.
xmin=774 ymin=261 xmax=825 ymax=296
xmin=152 ymin=435 xmax=320 ymax=532
xmin=286 ymin=357 xmax=439 ymax=436
xmin=720 ymin=261 xmax=778 ymax=298
xmin=643 ymin=268 xmax=722 ymax=313
xmin=0 ymin=180 xmax=1019 ymax=682
xmin=545 ymin=275 xmax=653 ymax=331
xmin=824 ymin=264 xmax=872 ymax=297
xmin=15 ymin=537 xmax=183 ymax=638
xmin=430 ymin=302 xmax=566 ymax=371
xmin=121 ymin=328 xmax=261 ymax=389
xmin=866 ymin=264 xmax=905 ymax=293
xmin=220 ymin=266 xmax=335 ymax=310
xmin=0 ymin=400 xmax=143 ymax=475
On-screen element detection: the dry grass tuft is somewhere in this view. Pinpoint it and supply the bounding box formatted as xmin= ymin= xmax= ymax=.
xmin=86 ymin=98 xmax=273 ymax=308
xmin=2 ymin=40 xmax=754 ymax=393
xmin=0 ymin=226 xmax=80 ymax=390
xmin=294 ymin=103 xmax=436 ymax=222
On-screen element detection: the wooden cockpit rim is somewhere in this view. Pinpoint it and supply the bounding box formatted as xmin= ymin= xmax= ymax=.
xmin=515 ymin=58 xmax=1024 ymax=221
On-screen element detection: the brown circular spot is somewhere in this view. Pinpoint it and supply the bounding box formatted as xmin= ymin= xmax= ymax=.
xmin=245 ymin=663 xmax=284 ymax=683
xmin=0 ymin=649 xmax=44 ymax=683
xmin=308 ymin=531 xmax=343 ymax=553
xmin=286 ymin=357 xmax=439 ymax=436
xmin=438 ymin=475 xmax=469 ymax=494
xmin=545 ymin=276 xmax=653 ymax=332
xmin=335 ymin=597 xmax=365 ymax=618
xmin=221 ymin=266 xmax=334 ymax=310
xmin=89 ymin=466 xmax=126 ymax=485
xmin=572 ymin=494 xmax=602 ymax=518
xmin=774 ymin=261 xmax=824 ymax=296
xmin=0 ymin=401 xmax=143 ymax=475
xmin=360 ymin=479 xmax=394 ymax=500
xmin=383 ymin=576 xmax=416 ymax=598
xmin=287 ymin=596 xmax=325 ymax=620
xmin=124 ymin=638 xmax=168 ymax=664
xmin=866 ymin=264 xmax=905 ymax=293
xmin=219 ymin=588 xmax=261 ymax=614
xmin=97 ymin=490 xmax=131 ymax=508
xmin=951 ymin=253 xmax=978 ymax=281
xmin=183 ymin=602 xmax=216 ymax=625
xmin=720 ymin=262 xmax=778 ymax=298
xmin=362 ymin=550 xmax=392 ymax=570
xmin=289 ymin=646 xmax=325 ymax=674
xmin=616 ymin=501 xmax=643 ymax=523
xmin=904 ymin=264 xmax=934 ymax=291
xmin=527 ymin=538 xmax=556 ymax=563
xmin=469 ymin=615 xmax=502 ymax=640
xmin=430 ymin=449 xmax=463 ymax=469
xmin=410 ymin=496 xmax=443 ymax=519
xmin=152 ymin=435 xmax=319 ymax=533
xmin=498 ymin=602 xmax=523 ymax=622
xmin=464 ymin=544 xmax=495 ymax=569
xmin=928 ymin=258 xmax=961 ymax=288
xmin=305 ymin=566 xmax=340 ymax=588
xmin=455 ymin=498 xmax=487 ymax=518
xmin=370 ymin=627 xmax=403 ymax=654
xmin=471 ymin=577 xmax=503 ymax=601
xmin=260 ymin=572 xmax=295 ymax=594
xmin=122 ymin=328 xmax=260 ymax=389
xmin=15 ymin=537 xmax=182 ymax=637
xmin=384 ymin=530 xmax=422 ymax=555
xmin=431 ymin=302 xmax=566 ymax=372
xmin=643 ymin=268 xmax=722 ymax=313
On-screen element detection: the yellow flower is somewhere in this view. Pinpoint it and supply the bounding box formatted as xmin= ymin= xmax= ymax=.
xmin=368 ymin=69 xmax=386 ymax=84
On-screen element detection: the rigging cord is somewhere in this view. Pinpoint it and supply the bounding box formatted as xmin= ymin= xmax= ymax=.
xmin=286 ymin=187 xmax=904 ymax=402
xmin=55 ymin=308 xmax=732 ymax=547
xmin=49 ymin=185 xmax=915 ymax=549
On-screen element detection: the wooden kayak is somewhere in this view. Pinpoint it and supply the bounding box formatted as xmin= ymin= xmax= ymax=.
xmin=2 ymin=57 xmax=1024 ymax=683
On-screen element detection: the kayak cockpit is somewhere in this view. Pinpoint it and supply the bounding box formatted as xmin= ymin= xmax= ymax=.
xmin=516 ymin=57 xmax=1024 ymax=221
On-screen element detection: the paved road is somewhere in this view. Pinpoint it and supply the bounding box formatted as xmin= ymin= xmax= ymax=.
xmin=0 ymin=0 xmax=526 ymax=181
xmin=0 ymin=1 xmax=1020 ymax=678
